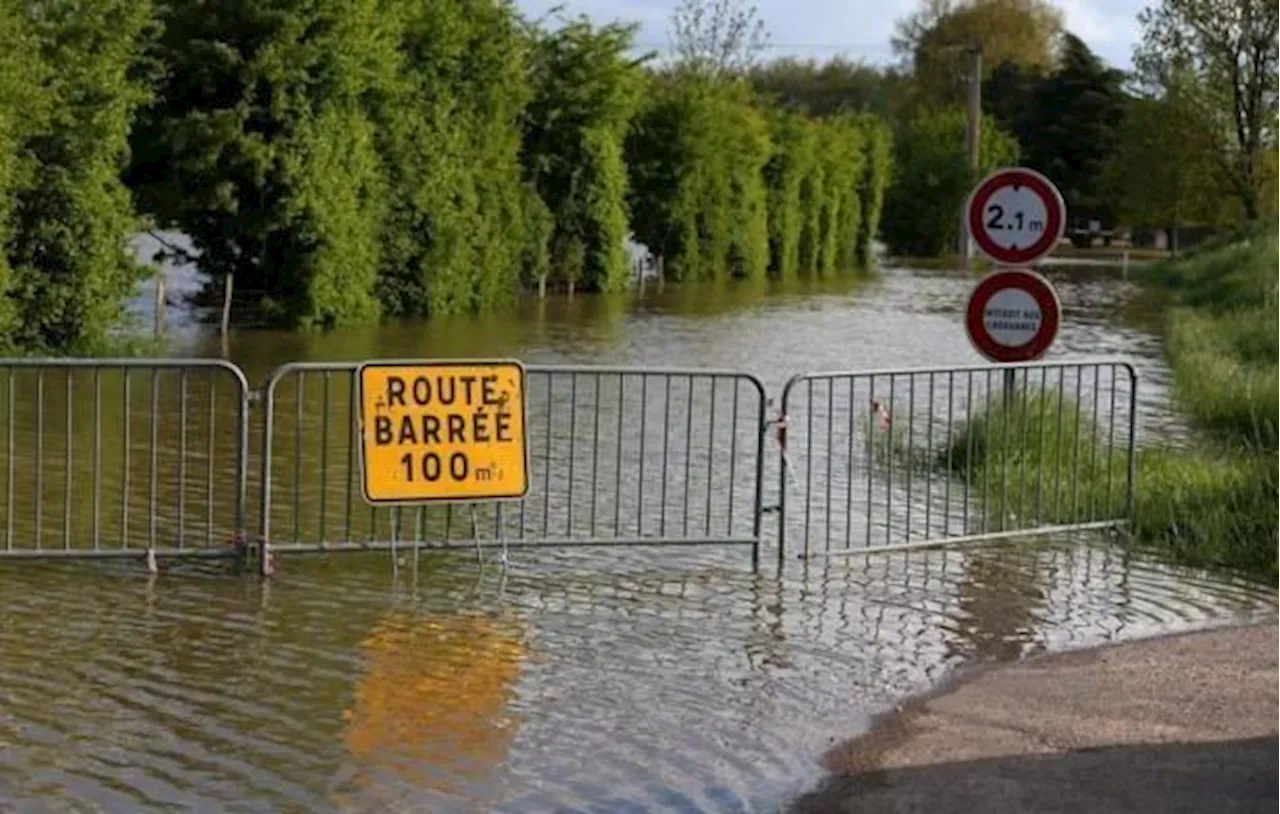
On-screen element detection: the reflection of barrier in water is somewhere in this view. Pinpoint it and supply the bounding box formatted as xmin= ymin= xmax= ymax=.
xmin=341 ymin=611 xmax=527 ymax=801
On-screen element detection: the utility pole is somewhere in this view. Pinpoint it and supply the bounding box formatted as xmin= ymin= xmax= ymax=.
xmin=961 ymin=44 xmax=983 ymax=262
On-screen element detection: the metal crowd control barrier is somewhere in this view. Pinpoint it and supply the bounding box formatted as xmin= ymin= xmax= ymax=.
xmin=258 ymin=363 xmax=769 ymax=568
xmin=776 ymin=359 xmax=1138 ymax=565
xmin=0 ymin=356 xmax=1139 ymax=571
xmin=0 ymin=359 xmax=250 ymax=559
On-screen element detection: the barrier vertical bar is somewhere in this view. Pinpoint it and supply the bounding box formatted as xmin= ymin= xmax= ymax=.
xmin=705 ymin=376 xmax=715 ymax=537
xmin=568 ymin=373 xmax=577 ymax=537
xmin=345 ymin=372 xmax=355 ymax=542
xmin=5 ymin=369 xmax=12 ymax=550
xmin=35 ymin=370 xmax=43 ymax=548
xmin=206 ymin=370 xmax=215 ymax=547
xmin=92 ymin=370 xmax=100 ymax=550
xmin=844 ymin=376 xmax=856 ymax=549
xmin=149 ymin=369 xmax=159 ymax=552
xmin=64 ymin=371 xmax=72 ymax=549
xmin=320 ymin=372 xmax=330 ymax=543
xmin=1125 ymin=365 xmax=1138 ymax=530
xmin=178 ymin=372 xmax=188 ymax=547
xmin=293 ymin=372 xmax=303 ymax=543
xmin=121 ymin=370 xmax=131 ymax=549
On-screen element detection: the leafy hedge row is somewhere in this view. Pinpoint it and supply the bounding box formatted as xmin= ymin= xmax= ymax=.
xmin=1 ymin=0 xmax=895 ymax=341
xmin=628 ymin=77 xmax=892 ymax=282
xmin=880 ymin=109 xmax=1020 ymax=258
xmin=0 ymin=0 xmax=154 ymax=352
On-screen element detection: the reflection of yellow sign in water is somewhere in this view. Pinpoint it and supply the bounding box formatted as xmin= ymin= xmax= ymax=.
xmin=342 ymin=613 xmax=527 ymax=796
xmin=358 ymin=361 xmax=528 ymax=504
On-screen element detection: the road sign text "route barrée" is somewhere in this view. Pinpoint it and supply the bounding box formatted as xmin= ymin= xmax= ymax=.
xmin=357 ymin=360 xmax=529 ymax=505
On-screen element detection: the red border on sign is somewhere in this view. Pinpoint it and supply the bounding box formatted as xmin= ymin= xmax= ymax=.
xmin=965 ymin=167 xmax=1065 ymax=266
xmin=965 ymin=269 xmax=1061 ymax=363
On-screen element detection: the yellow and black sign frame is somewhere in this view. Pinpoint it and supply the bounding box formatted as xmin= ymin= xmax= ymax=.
xmin=355 ymin=359 xmax=531 ymax=506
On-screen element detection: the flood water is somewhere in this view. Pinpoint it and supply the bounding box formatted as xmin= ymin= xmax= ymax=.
xmin=1 ymin=260 xmax=1274 ymax=812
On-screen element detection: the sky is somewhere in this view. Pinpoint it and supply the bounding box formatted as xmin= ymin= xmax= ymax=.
xmin=516 ymin=0 xmax=1148 ymax=71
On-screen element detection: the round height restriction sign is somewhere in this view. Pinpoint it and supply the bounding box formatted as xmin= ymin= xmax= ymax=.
xmin=965 ymin=268 xmax=1061 ymax=363
xmin=965 ymin=167 xmax=1066 ymax=266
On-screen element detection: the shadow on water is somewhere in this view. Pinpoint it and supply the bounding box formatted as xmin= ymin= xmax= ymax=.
xmin=0 ymin=263 xmax=1270 ymax=811
xmin=789 ymin=737 xmax=1278 ymax=814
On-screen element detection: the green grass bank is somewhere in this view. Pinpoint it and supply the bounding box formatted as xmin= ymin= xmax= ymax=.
xmin=946 ymin=227 xmax=1278 ymax=579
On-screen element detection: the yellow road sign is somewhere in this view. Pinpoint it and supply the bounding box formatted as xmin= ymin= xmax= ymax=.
xmin=357 ymin=360 xmax=528 ymax=504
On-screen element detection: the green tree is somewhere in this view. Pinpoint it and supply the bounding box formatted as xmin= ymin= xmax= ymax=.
xmin=129 ymin=0 xmax=397 ymax=327
xmin=0 ymin=5 xmax=47 ymax=343
xmin=374 ymin=0 xmax=531 ymax=317
xmin=748 ymin=57 xmax=892 ymax=118
xmin=982 ymin=59 xmax=1041 ymax=143
xmin=1103 ymin=71 xmax=1236 ymax=246
xmin=763 ymin=111 xmax=815 ymax=277
xmin=1022 ymin=33 xmax=1127 ymax=232
xmin=522 ymin=16 xmax=644 ymax=295
xmin=854 ymin=114 xmax=893 ymax=266
xmin=7 ymin=0 xmax=154 ymax=351
xmin=625 ymin=76 xmax=772 ymax=281
xmin=880 ymin=108 xmax=1019 ymax=257
xmin=894 ymin=0 xmax=1064 ymax=107
xmin=1134 ymin=0 xmax=1279 ymax=220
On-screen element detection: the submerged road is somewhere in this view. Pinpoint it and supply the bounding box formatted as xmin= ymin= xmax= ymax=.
xmin=793 ymin=621 xmax=1278 ymax=814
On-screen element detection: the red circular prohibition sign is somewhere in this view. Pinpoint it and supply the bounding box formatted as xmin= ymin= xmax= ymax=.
xmin=966 ymin=168 xmax=1065 ymax=266
xmin=965 ymin=269 xmax=1061 ymax=363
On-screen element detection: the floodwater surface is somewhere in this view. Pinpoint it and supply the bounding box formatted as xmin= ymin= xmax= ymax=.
xmin=1 ymin=261 xmax=1273 ymax=813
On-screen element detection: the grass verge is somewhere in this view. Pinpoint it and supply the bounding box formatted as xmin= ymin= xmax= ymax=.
xmin=947 ymin=228 xmax=1278 ymax=580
